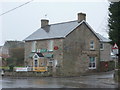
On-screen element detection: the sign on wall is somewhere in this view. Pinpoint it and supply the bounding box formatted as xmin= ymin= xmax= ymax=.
xmin=54 ymin=46 xmax=59 ymax=50
xmin=40 ymin=49 xmax=47 ymax=53
xmin=15 ymin=67 xmax=29 ymax=72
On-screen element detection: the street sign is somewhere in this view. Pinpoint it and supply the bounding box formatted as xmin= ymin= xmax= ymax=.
xmin=15 ymin=67 xmax=28 ymax=72
xmin=112 ymin=43 xmax=118 ymax=55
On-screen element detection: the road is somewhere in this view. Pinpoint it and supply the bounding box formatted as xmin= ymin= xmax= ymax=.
xmin=1 ymin=71 xmax=119 ymax=88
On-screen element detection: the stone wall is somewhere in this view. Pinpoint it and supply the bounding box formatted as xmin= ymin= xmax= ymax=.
xmin=24 ymin=39 xmax=64 ymax=75
xmin=3 ymin=71 xmax=52 ymax=77
xmin=61 ymin=23 xmax=100 ymax=76
xmin=100 ymin=43 xmax=111 ymax=61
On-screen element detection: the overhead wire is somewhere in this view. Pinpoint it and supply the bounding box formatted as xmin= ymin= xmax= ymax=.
xmin=0 ymin=0 xmax=34 ymax=16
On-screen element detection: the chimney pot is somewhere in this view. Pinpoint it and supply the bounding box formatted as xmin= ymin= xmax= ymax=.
xmin=77 ymin=13 xmax=86 ymax=23
xmin=41 ymin=19 xmax=49 ymax=27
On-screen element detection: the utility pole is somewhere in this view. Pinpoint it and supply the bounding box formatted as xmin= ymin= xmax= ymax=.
xmin=112 ymin=43 xmax=119 ymax=81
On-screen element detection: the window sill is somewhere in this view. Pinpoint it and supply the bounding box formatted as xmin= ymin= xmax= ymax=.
xmin=88 ymin=67 xmax=96 ymax=69
xmin=90 ymin=49 xmax=95 ymax=51
xmin=31 ymin=51 xmax=36 ymax=53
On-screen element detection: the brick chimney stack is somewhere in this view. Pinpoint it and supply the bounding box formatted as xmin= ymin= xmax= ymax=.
xmin=41 ymin=19 xmax=49 ymax=28
xmin=77 ymin=13 xmax=86 ymax=23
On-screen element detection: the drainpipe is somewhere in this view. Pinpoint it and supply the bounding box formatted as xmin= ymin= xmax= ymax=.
xmin=98 ymin=41 xmax=101 ymax=72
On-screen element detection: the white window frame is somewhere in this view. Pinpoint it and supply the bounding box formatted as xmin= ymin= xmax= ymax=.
xmin=89 ymin=57 xmax=96 ymax=69
xmin=33 ymin=53 xmax=39 ymax=70
xmin=54 ymin=60 xmax=58 ymax=67
xmin=100 ymin=43 xmax=104 ymax=50
xmin=90 ymin=40 xmax=95 ymax=50
xmin=31 ymin=41 xmax=36 ymax=52
xmin=48 ymin=40 xmax=54 ymax=51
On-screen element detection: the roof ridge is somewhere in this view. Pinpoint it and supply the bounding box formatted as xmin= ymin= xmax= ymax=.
xmin=49 ymin=20 xmax=77 ymax=26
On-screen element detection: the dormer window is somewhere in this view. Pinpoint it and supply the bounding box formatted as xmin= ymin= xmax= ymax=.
xmin=90 ymin=40 xmax=94 ymax=50
xmin=100 ymin=43 xmax=104 ymax=50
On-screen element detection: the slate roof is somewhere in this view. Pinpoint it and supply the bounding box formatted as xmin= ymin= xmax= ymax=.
xmin=24 ymin=20 xmax=83 ymax=41
xmin=28 ymin=52 xmax=44 ymax=58
xmin=24 ymin=20 xmax=110 ymax=42
xmin=96 ymin=33 xmax=111 ymax=42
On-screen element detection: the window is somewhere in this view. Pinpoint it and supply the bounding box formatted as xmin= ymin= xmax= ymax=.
xmin=31 ymin=41 xmax=36 ymax=52
xmin=54 ymin=60 xmax=58 ymax=67
xmin=90 ymin=40 xmax=94 ymax=50
xmin=89 ymin=57 xmax=96 ymax=69
xmin=48 ymin=40 xmax=54 ymax=51
xmin=49 ymin=61 xmax=53 ymax=66
xmin=100 ymin=43 xmax=104 ymax=50
xmin=34 ymin=55 xmax=38 ymax=58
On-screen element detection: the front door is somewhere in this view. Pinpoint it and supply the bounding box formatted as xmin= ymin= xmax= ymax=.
xmin=33 ymin=59 xmax=39 ymax=70
xmin=34 ymin=59 xmax=38 ymax=67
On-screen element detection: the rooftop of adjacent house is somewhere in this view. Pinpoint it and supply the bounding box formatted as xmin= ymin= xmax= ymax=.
xmin=4 ymin=41 xmax=24 ymax=48
xmin=96 ymin=33 xmax=111 ymax=42
xmin=24 ymin=20 xmax=111 ymax=43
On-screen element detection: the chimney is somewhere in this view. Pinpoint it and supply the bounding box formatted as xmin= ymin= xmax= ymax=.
xmin=77 ymin=13 xmax=86 ymax=23
xmin=41 ymin=19 xmax=49 ymax=27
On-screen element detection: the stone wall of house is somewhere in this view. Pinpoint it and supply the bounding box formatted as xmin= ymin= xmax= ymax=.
xmin=24 ymin=39 xmax=64 ymax=74
xmin=61 ymin=23 xmax=100 ymax=76
xmin=52 ymin=39 xmax=64 ymax=76
xmin=100 ymin=43 xmax=111 ymax=61
xmin=36 ymin=39 xmax=64 ymax=67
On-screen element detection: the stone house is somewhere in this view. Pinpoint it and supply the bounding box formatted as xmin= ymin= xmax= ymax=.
xmin=24 ymin=13 xmax=111 ymax=76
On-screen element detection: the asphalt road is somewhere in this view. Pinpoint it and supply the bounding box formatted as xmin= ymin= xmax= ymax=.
xmin=1 ymin=71 xmax=119 ymax=88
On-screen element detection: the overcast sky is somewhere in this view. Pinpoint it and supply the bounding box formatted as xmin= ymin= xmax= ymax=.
xmin=0 ymin=0 xmax=109 ymax=46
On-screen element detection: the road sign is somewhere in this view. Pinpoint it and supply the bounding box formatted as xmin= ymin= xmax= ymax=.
xmin=112 ymin=43 xmax=118 ymax=55
xmin=112 ymin=43 xmax=118 ymax=49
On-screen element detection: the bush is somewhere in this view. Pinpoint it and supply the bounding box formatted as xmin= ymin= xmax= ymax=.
xmin=108 ymin=61 xmax=115 ymax=70
xmin=6 ymin=57 xmax=16 ymax=66
xmin=9 ymin=65 xmax=14 ymax=72
xmin=100 ymin=61 xmax=115 ymax=72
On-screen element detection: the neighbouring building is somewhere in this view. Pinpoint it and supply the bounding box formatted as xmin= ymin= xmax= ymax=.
xmin=0 ymin=41 xmax=25 ymax=66
xmin=2 ymin=41 xmax=24 ymax=57
xmin=24 ymin=13 xmax=111 ymax=76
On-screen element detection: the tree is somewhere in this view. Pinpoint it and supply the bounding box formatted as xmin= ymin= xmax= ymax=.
xmin=108 ymin=1 xmax=120 ymax=82
xmin=7 ymin=48 xmax=24 ymax=66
